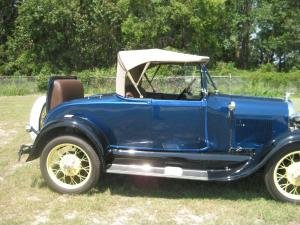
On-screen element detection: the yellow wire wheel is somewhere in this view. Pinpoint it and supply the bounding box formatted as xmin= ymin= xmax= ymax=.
xmin=46 ymin=143 xmax=92 ymax=189
xmin=40 ymin=135 xmax=101 ymax=194
xmin=265 ymin=148 xmax=300 ymax=203
xmin=273 ymin=151 xmax=300 ymax=200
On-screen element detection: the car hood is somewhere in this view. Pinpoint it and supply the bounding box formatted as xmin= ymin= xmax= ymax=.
xmin=227 ymin=94 xmax=289 ymax=118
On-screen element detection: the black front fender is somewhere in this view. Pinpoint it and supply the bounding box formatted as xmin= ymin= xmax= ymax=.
xmin=262 ymin=129 xmax=300 ymax=161
xmin=26 ymin=116 xmax=109 ymax=161
xmin=225 ymin=129 xmax=300 ymax=181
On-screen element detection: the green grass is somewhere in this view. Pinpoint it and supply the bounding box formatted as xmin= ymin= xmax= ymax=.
xmin=0 ymin=79 xmax=39 ymax=96
xmin=0 ymin=95 xmax=299 ymax=225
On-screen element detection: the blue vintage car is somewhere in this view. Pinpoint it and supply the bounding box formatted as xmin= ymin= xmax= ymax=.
xmin=20 ymin=49 xmax=300 ymax=203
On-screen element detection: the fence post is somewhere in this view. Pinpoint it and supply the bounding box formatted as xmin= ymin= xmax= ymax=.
xmin=229 ymin=73 xmax=232 ymax=94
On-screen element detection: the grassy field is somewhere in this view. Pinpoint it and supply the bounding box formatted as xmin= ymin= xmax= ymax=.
xmin=0 ymin=95 xmax=299 ymax=225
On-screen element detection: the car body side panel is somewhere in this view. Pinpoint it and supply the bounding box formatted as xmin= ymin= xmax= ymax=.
xmin=45 ymin=95 xmax=153 ymax=149
xmin=206 ymin=94 xmax=288 ymax=153
xmin=231 ymin=95 xmax=288 ymax=150
xmin=151 ymin=99 xmax=207 ymax=151
xmin=46 ymin=94 xmax=289 ymax=153
xmin=206 ymin=94 xmax=231 ymax=152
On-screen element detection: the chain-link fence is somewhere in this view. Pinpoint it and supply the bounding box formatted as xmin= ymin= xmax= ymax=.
xmin=0 ymin=75 xmax=299 ymax=97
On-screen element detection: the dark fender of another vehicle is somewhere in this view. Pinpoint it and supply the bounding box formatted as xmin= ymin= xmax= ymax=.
xmin=26 ymin=116 xmax=108 ymax=162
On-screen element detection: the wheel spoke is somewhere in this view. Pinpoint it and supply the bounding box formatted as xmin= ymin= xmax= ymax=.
xmin=52 ymin=168 xmax=62 ymax=176
xmin=276 ymin=173 xmax=286 ymax=182
xmin=290 ymin=186 xmax=298 ymax=195
xmin=74 ymin=148 xmax=81 ymax=156
xmin=59 ymin=173 xmax=66 ymax=183
xmin=286 ymin=155 xmax=295 ymax=164
xmin=278 ymin=164 xmax=287 ymax=170
xmin=77 ymin=174 xmax=87 ymax=182
xmin=70 ymin=176 xmax=77 ymax=185
xmin=81 ymin=166 xmax=90 ymax=172
xmin=50 ymin=160 xmax=60 ymax=167
xmin=279 ymin=182 xmax=290 ymax=191
xmin=81 ymin=156 xmax=89 ymax=163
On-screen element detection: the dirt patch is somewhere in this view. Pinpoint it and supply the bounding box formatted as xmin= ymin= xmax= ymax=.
xmin=27 ymin=196 xmax=42 ymax=202
xmin=0 ymin=123 xmax=17 ymax=146
xmin=64 ymin=211 xmax=78 ymax=220
xmin=31 ymin=210 xmax=49 ymax=225
xmin=86 ymin=213 xmax=105 ymax=225
xmin=1 ymin=162 xmax=26 ymax=181
xmin=111 ymin=207 xmax=138 ymax=225
xmin=173 ymin=208 xmax=216 ymax=225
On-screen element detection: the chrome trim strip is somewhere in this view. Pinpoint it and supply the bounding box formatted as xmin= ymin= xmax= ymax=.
xmin=106 ymin=164 xmax=209 ymax=180
xmin=111 ymin=148 xmax=252 ymax=161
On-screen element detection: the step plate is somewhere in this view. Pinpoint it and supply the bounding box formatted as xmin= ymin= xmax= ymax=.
xmin=106 ymin=164 xmax=208 ymax=180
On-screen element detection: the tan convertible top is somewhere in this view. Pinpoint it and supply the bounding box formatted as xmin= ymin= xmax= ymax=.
xmin=116 ymin=49 xmax=210 ymax=97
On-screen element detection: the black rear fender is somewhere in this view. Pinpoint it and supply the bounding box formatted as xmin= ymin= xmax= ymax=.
xmin=27 ymin=117 xmax=109 ymax=162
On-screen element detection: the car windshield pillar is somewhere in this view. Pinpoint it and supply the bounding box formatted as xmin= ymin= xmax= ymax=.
xmin=200 ymin=64 xmax=218 ymax=95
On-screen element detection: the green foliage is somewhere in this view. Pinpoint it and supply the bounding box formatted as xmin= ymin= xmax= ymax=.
xmin=0 ymin=0 xmax=17 ymax=44
xmin=254 ymin=0 xmax=300 ymax=71
xmin=4 ymin=0 xmax=122 ymax=76
xmin=214 ymin=62 xmax=238 ymax=75
xmin=0 ymin=0 xmax=299 ymax=76
xmin=258 ymin=63 xmax=277 ymax=73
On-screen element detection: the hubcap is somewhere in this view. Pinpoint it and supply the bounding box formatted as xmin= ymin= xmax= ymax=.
xmin=274 ymin=150 xmax=300 ymax=200
xmin=46 ymin=143 xmax=92 ymax=189
xmin=286 ymin=162 xmax=300 ymax=186
xmin=59 ymin=154 xmax=81 ymax=176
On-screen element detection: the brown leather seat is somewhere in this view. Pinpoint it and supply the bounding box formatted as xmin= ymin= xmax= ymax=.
xmin=50 ymin=79 xmax=84 ymax=110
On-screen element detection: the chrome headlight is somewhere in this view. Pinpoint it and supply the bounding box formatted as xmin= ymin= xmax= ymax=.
xmin=287 ymin=100 xmax=296 ymax=117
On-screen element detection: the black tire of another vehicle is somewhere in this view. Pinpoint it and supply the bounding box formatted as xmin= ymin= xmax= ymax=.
xmin=40 ymin=135 xmax=101 ymax=194
xmin=264 ymin=146 xmax=300 ymax=204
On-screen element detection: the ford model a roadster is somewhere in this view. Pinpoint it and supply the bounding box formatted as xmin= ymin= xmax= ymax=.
xmin=20 ymin=49 xmax=300 ymax=203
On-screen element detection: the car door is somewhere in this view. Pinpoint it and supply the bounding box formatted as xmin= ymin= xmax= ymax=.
xmin=151 ymin=99 xmax=207 ymax=151
xmin=103 ymin=97 xmax=153 ymax=149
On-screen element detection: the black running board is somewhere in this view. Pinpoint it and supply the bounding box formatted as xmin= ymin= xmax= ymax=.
xmin=106 ymin=164 xmax=209 ymax=180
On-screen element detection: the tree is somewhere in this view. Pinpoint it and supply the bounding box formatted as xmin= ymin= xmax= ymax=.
xmin=255 ymin=0 xmax=300 ymax=71
xmin=0 ymin=0 xmax=18 ymax=74
xmin=223 ymin=0 xmax=256 ymax=69
xmin=6 ymin=0 xmax=123 ymax=75
xmin=121 ymin=0 xmax=225 ymax=59
xmin=0 ymin=0 xmax=17 ymax=45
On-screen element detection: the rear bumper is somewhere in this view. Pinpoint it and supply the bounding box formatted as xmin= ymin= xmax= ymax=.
xmin=18 ymin=144 xmax=34 ymax=162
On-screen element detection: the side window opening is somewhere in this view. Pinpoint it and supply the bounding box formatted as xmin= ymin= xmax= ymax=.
xmin=141 ymin=64 xmax=202 ymax=100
